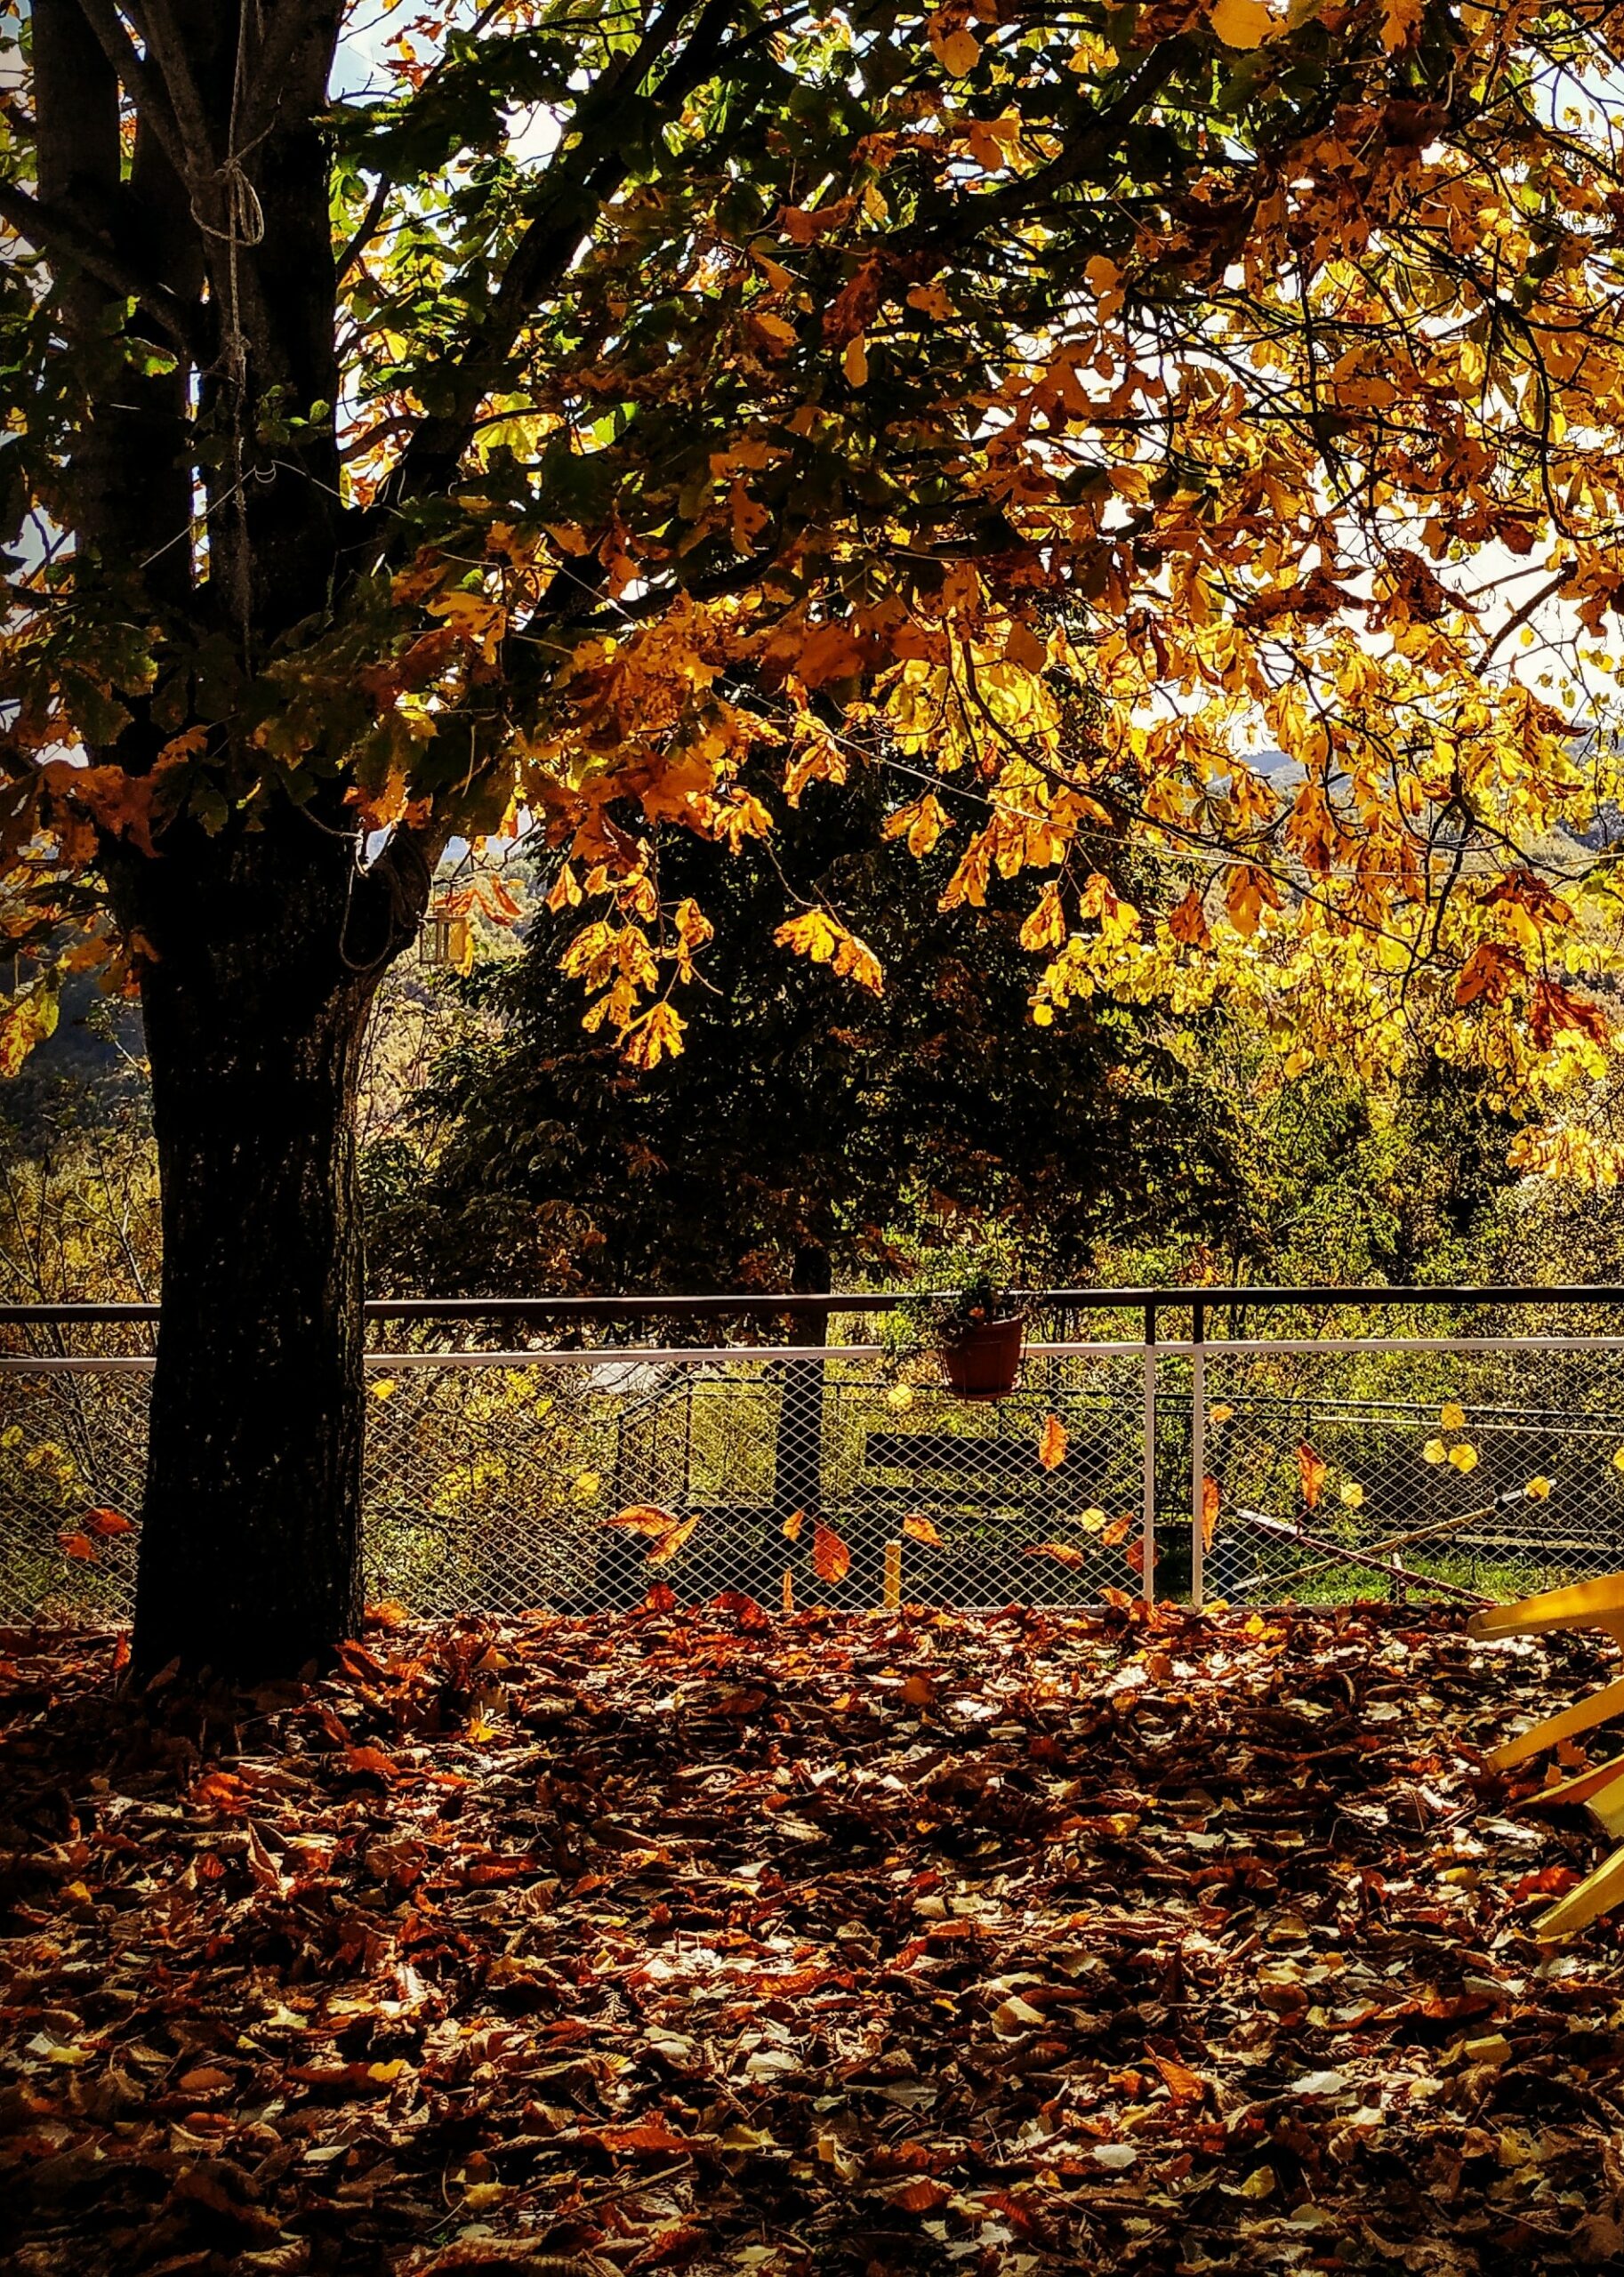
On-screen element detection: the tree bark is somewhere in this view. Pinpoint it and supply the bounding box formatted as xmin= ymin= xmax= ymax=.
xmin=123 ymin=817 xmax=429 ymax=1679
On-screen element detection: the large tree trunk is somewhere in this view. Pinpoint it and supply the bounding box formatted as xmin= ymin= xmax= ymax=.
xmin=124 ymin=821 xmax=419 ymax=1679
xmin=29 ymin=3 xmax=431 ymax=1678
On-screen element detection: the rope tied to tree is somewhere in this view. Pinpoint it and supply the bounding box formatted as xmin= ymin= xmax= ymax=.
xmin=189 ymin=3 xmax=266 ymax=662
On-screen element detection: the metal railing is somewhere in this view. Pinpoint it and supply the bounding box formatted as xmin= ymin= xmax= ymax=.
xmin=7 ymin=1286 xmax=1624 ymax=1624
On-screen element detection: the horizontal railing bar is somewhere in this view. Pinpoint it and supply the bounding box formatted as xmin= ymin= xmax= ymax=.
xmin=12 ymin=1332 xmax=1624 ymax=1374
xmin=2 ymin=1340 xmax=1141 ymax=1372
xmin=10 ymin=1284 xmax=1624 ymax=1331
xmin=1163 ymin=1335 xmax=1624 ymax=1356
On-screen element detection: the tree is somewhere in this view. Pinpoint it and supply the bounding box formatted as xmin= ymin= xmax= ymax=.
xmin=4 ymin=0 xmax=1624 ymax=1674
xmin=366 ymin=773 xmax=1240 ymax=1292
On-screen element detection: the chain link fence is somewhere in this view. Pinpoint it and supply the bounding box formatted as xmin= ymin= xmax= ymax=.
xmin=7 ymin=1292 xmax=1624 ymax=1624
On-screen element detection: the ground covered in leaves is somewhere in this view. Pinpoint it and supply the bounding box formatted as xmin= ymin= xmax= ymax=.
xmin=5 ymin=1604 xmax=1624 ymax=2277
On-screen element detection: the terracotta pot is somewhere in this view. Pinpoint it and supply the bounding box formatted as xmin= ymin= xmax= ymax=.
xmin=938 ymin=1314 xmax=1025 ymax=1399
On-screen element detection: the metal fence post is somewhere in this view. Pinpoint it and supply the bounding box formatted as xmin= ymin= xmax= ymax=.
xmin=1191 ymin=1298 xmax=1206 ymax=1613
xmin=1141 ymin=1300 xmax=1157 ymax=1605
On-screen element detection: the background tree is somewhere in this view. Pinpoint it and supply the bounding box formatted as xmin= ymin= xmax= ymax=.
xmin=366 ymin=768 xmax=1240 ymax=1292
xmin=5 ymin=0 xmax=1624 ymax=1673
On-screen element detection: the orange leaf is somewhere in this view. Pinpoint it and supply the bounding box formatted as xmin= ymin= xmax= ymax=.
xmin=1454 ymin=939 xmax=1524 ymax=1008
xmin=1168 ymin=886 xmax=1212 ymax=949
xmin=342 ymin=1746 xmax=399 ymax=1783
xmin=59 ymin=1532 xmax=97 ymax=1562
xmin=1296 ymin=1442 xmax=1328 ymax=1510
xmin=783 ymin=1509 xmax=805 ymax=1541
xmin=1038 ymin=1413 xmax=1069 ymax=1470
xmin=1126 ymin=1538 xmax=1159 ymax=1574
xmin=886 ymin=2176 xmax=953 ymax=2213
xmin=606 ymin=1503 xmax=681 ymax=1536
xmin=792 ymin=621 xmax=866 ymax=688
xmin=1025 ymin=1541 xmax=1085 ymax=1567
xmin=1101 ymin=1513 xmax=1133 ymax=1547
xmin=1201 ymin=1475 xmax=1220 ymax=1550
xmin=901 ymin=1513 xmax=943 ymax=1545
xmin=647 ymin=1516 xmax=699 ymax=1565
xmin=812 ymin=1519 xmax=851 ymax=1582
xmin=83 ymin=1504 xmax=133 ymax=1537
xmin=1153 ymin=2055 xmax=1205 ymax=2103
xmin=586 ymin=2121 xmax=700 ymax=2157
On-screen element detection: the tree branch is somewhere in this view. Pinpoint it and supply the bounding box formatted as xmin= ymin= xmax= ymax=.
xmin=894 ymin=36 xmax=1196 ymax=263
xmin=120 ymin=0 xmax=219 ymax=182
xmin=335 ymin=173 xmax=390 ymax=286
xmin=1479 ymin=565 xmax=1573 ymax=669
xmin=382 ymin=0 xmax=744 ymax=517
xmin=72 ymin=0 xmax=192 ymax=184
xmin=0 ymin=179 xmax=200 ymax=355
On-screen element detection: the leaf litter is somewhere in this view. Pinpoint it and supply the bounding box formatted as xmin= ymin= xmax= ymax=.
xmin=4 ymin=1601 xmax=1624 ymax=2274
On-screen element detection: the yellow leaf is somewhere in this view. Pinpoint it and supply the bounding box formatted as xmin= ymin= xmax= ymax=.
xmin=882 ymin=793 xmax=947 ymax=859
xmin=1379 ymin=0 xmax=1422 ymax=48
xmin=1525 ymin=1476 xmax=1552 ymax=1501
xmin=783 ymin=1509 xmax=806 ymax=1541
xmin=574 ymin=1471 xmax=601 ymax=1500
xmin=775 ymin=908 xmax=883 ymax=994
xmin=901 ymin=1514 xmax=944 ymax=1544
xmin=427 ymin=587 xmax=507 ymax=664
xmin=623 ymin=1001 xmax=686 ymax=1069
xmin=1339 ymin=1482 xmax=1364 ymax=1509
xmin=1020 ymin=885 xmax=1068 ymax=953
xmin=1077 ymin=1509 xmax=1107 ymax=1533
xmin=1449 ymin=1442 xmax=1479 ymax=1473
xmin=842 ymin=334 xmax=869 ymax=387
xmin=1209 ymin=1403 xmax=1234 ymax=1425
xmin=1038 ymin=1413 xmax=1069 ymax=1470
xmin=906 ymin=282 xmax=955 ymax=321
xmin=1423 ymin=1439 xmax=1447 ymax=1466
xmin=935 ymin=24 xmax=979 ymax=74
xmin=1209 ymin=0 xmax=1275 ymax=46
xmin=1441 ymin=1401 xmax=1466 ymax=1430
xmin=886 ymin=1383 xmax=915 ymax=1411
xmin=370 ymin=1378 xmax=397 ymax=1401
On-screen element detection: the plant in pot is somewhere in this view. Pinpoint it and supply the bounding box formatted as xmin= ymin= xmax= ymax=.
xmin=875 ymin=1227 xmax=1030 ymax=1397
xmin=930 ymin=1275 xmax=1027 ymax=1399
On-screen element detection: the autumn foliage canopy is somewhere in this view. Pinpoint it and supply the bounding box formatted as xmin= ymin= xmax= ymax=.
xmin=4 ymin=0 xmax=1624 ymax=1149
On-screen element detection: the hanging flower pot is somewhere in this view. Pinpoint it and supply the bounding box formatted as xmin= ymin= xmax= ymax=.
xmin=938 ymin=1311 xmax=1025 ymax=1400
xmin=933 ymin=1278 xmax=1026 ymax=1400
